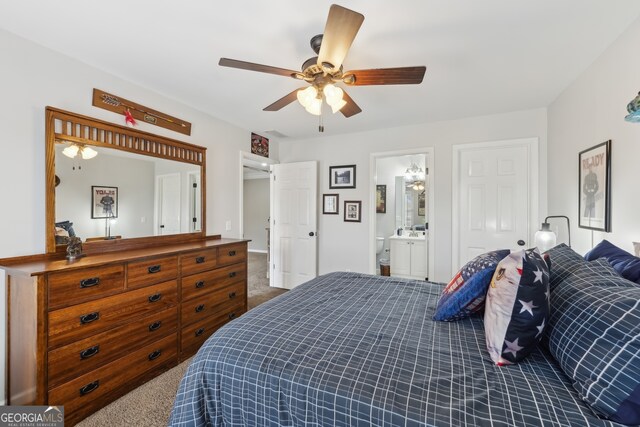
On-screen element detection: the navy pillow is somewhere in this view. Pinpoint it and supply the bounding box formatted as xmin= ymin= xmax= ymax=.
xmin=546 ymin=263 xmax=640 ymax=424
xmin=484 ymin=248 xmax=550 ymax=365
xmin=585 ymin=240 xmax=640 ymax=284
xmin=433 ymin=249 xmax=510 ymax=321
xmin=543 ymin=243 xmax=586 ymax=291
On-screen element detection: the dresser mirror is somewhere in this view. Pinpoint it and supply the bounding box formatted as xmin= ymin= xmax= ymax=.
xmin=45 ymin=107 xmax=206 ymax=253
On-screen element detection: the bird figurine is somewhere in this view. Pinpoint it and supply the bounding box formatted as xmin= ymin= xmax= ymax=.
xmin=625 ymin=91 xmax=640 ymax=123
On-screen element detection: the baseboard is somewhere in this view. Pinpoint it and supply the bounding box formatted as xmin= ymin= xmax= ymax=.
xmin=248 ymin=249 xmax=268 ymax=254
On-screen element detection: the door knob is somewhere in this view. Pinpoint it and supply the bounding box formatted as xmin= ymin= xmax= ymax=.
xmin=517 ymin=240 xmax=525 ymax=246
xmin=309 ymin=232 xmax=315 ymax=237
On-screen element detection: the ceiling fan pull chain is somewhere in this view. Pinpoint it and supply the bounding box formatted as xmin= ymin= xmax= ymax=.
xmin=318 ymin=111 xmax=324 ymax=132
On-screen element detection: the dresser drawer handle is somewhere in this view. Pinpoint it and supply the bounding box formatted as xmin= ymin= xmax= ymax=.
xmin=80 ymin=312 xmax=100 ymax=324
xmin=195 ymin=281 xmax=205 ymax=289
xmin=228 ymin=312 xmax=236 ymax=320
xmin=148 ymin=293 xmax=162 ymax=303
xmin=80 ymin=277 xmax=100 ymax=288
xmin=148 ymin=350 xmax=162 ymax=361
xmin=148 ymin=265 xmax=162 ymax=274
xmin=228 ymin=272 xmax=237 ymax=278
xmin=195 ymin=304 xmax=205 ymax=313
xmin=228 ymin=250 xmax=236 ymax=257
xmin=148 ymin=321 xmax=162 ymax=332
xmin=79 ymin=380 xmax=99 ymax=396
xmin=195 ymin=327 xmax=205 ymax=337
xmin=79 ymin=345 xmax=100 ymax=360
xmin=195 ymin=256 xmax=205 ymax=264
xmin=228 ymin=292 xmax=237 ymax=299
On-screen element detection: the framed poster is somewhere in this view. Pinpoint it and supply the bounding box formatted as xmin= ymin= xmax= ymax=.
xmin=329 ymin=165 xmax=356 ymax=189
xmin=323 ymin=194 xmax=339 ymax=214
xmin=91 ymin=186 xmax=118 ymax=219
xmin=250 ymin=132 xmax=269 ymax=158
xmin=418 ymin=192 xmax=425 ymax=216
xmin=344 ymin=200 xmax=361 ymax=223
xmin=376 ymin=185 xmax=386 ymax=213
xmin=578 ymin=140 xmax=611 ymax=231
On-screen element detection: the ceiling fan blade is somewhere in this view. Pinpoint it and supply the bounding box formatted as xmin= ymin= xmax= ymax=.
xmin=219 ymin=58 xmax=300 ymax=79
xmin=343 ymin=66 xmax=427 ymax=86
xmin=263 ymin=89 xmax=301 ymax=111
xmin=317 ymin=5 xmax=364 ymax=73
xmin=340 ymin=91 xmax=362 ymax=118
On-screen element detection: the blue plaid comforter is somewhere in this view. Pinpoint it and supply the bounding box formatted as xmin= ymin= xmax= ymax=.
xmin=169 ymin=272 xmax=626 ymax=427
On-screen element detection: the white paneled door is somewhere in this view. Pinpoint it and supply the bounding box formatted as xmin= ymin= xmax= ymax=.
xmin=453 ymin=139 xmax=537 ymax=272
xmin=157 ymin=173 xmax=181 ymax=235
xmin=270 ymin=161 xmax=318 ymax=289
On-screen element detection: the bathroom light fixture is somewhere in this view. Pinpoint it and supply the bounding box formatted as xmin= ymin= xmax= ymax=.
xmin=534 ymin=215 xmax=571 ymax=252
xmin=404 ymin=162 xmax=425 ymax=182
xmin=61 ymin=143 xmax=98 ymax=160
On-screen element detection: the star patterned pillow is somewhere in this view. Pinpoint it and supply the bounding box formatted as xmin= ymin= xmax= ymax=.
xmin=484 ymin=248 xmax=550 ymax=365
xmin=433 ymin=249 xmax=511 ymax=321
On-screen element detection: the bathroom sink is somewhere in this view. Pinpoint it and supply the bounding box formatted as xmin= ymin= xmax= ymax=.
xmin=389 ymin=233 xmax=426 ymax=240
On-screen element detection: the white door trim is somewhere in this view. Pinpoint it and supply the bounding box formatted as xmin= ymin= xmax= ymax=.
xmin=238 ymin=151 xmax=278 ymax=241
xmin=451 ymin=137 xmax=539 ymax=275
xmin=369 ymin=147 xmax=435 ymax=279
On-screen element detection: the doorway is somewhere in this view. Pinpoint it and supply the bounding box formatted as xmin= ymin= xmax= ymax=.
xmin=370 ymin=148 xmax=435 ymax=280
xmin=238 ymin=152 xmax=278 ymax=297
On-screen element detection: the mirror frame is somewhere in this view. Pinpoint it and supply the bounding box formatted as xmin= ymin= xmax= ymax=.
xmin=45 ymin=107 xmax=207 ymax=254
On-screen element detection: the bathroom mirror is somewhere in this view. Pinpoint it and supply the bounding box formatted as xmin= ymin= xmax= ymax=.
xmin=394 ymin=175 xmax=427 ymax=230
xmin=45 ymin=107 xmax=206 ymax=253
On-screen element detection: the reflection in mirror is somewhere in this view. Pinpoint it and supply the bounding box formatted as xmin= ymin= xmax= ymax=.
xmin=394 ymin=176 xmax=427 ymax=230
xmin=55 ymin=144 xmax=201 ymax=243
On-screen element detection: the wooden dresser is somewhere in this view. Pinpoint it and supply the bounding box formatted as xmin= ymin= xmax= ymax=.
xmin=2 ymin=237 xmax=247 ymax=425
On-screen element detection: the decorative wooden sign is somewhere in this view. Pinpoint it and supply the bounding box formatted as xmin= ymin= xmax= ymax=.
xmin=92 ymin=88 xmax=192 ymax=135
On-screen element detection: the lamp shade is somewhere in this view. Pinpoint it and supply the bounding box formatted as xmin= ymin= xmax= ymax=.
xmin=534 ymin=222 xmax=556 ymax=252
xmin=81 ymin=146 xmax=98 ymax=159
xmin=62 ymin=144 xmax=79 ymax=158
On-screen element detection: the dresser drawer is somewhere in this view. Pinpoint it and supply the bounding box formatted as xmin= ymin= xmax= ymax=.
xmin=48 ymin=306 xmax=178 ymax=387
xmin=127 ymin=255 xmax=178 ymax=289
xmin=181 ymin=263 xmax=247 ymax=301
xmin=181 ymin=281 xmax=246 ymax=326
xmin=181 ymin=248 xmax=217 ymax=276
xmin=180 ymin=304 xmax=245 ymax=357
xmin=48 ymin=264 xmax=125 ymax=310
xmin=48 ymin=280 xmax=178 ymax=349
xmin=48 ymin=334 xmax=177 ymax=424
xmin=217 ymin=243 xmax=247 ymax=266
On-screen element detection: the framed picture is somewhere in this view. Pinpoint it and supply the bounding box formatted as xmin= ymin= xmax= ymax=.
xmin=376 ymin=185 xmax=386 ymax=213
xmin=91 ymin=186 xmax=118 ymax=219
xmin=344 ymin=200 xmax=362 ymax=223
xmin=250 ymin=132 xmax=269 ymax=158
xmin=578 ymin=140 xmax=611 ymax=231
xmin=329 ymin=164 xmax=356 ymax=189
xmin=323 ymin=194 xmax=339 ymax=214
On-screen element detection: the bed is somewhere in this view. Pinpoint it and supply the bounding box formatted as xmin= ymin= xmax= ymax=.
xmin=169 ymin=266 xmax=634 ymax=427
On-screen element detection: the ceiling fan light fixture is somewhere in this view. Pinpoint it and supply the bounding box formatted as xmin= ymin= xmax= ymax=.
xmin=305 ymin=98 xmax=323 ymax=116
xmin=297 ymin=86 xmax=318 ymax=108
xmin=62 ymin=144 xmax=79 ymax=158
xmin=81 ymin=146 xmax=98 ymax=160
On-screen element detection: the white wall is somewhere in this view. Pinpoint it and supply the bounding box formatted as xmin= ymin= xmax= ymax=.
xmin=279 ymin=108 xmax=548 ymax=283
xmin=0 ymin=29 xmax=268 ymax=404
xmin=243 ymin=178 xmax=270 ymax=251
xmin=548 ymin=16 xmax=640 ymax=255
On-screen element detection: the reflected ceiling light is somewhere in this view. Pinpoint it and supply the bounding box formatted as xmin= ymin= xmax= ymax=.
xmin=296 ymin=83 xmax=346 ymax=116
xmin=61 ymin=143 xmax=98 ymax=160
xmin=404 ymin=162 xmax=425 ymax=182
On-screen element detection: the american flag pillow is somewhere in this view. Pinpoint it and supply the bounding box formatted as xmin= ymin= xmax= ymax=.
xmin=433 ymin=249 xmax=510 ymax=321
xmin=484 ymin=248 xmax=550 ymax=365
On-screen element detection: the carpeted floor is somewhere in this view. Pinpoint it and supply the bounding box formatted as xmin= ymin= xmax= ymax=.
xmin=76 ymin=252 xmax=286 ymax=426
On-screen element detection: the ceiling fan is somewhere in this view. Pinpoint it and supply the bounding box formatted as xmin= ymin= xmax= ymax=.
xmin=219 ymin=4 xmax=426 ymax=131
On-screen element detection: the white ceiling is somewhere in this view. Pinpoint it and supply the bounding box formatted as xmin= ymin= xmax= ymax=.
xmin=2 ymin=1 xmax=640 ymax=140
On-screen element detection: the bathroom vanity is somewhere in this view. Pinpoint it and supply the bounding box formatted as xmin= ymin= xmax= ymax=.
xmin=389 ymin=233 xmax=428 ymax=280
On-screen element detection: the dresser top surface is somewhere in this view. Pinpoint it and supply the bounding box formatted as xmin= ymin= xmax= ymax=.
xmin=0 ymin=238 xmax=248 ymax=276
